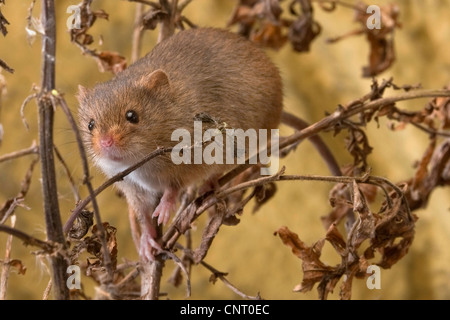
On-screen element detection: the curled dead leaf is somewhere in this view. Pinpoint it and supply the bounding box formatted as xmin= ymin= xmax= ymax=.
xmin=253 ymin=182 xmax=277 ymax=213
xmin=95 ymin=51 xmax=127 ymax=74
xmin=142 ymin=9 xmax=168 ymax=30
xmin=276 ymin=226 xmax=338 ymax=296
xmin=251 ymin=23 xmax=287 ymax=50
xmin=9 ymin=259 xmax=27 ymax=275
xmin=288 ymin=12 xmax=321 ymax=52
xmin=68 ymin=209 xmax=94 ymax=240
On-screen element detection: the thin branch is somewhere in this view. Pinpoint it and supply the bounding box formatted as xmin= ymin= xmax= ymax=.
xmin=54 ymin=145 xmax=81 ymax=203
xmin=20 ymin=93 xmax=37 ymax=131
xmin=0 ymin=215 xmax=15 ymax=300
xmin=140 ymin=256 xmax=165 ymax=299
xmin=409 ymin=121 xmax=450 ymax=138
xmin=0 ymin=141 xmax=38 ymax=163
xmin=131 ymin=2 xmax=145 ymax=63
xmin=38 ymin=0 xmax=68 ymax=300
xmin=42 ymin=280 xmax=52 ymax=300
xmin=0 ymin=225 xmax=56 ymax=252
xmin=160 ymin=249 xmax=191 ymax=297
xmin=281 ymin=111 xmax=342 ymax=176
xmin=115 ymin=266 xmax=140 ymax=289
xmin=157 ymin=0 xmax=177 ymax=42
xmin=200 ymin=260 xmax=261 ymax=300
xmin=174 ymin=243 xmax=260 ymax=299
xmin=0 ymin=156 xmax=38 ymax=225
xmin=280 ymin=89 xmax=450 ymax=153
xmin=217 ymin=90 xmax=450 ymax=188
xmin=0 ymin=59 xmax=13 ymax=74
xmin=54 ymin=94 xmax=113 ymax=282
xmin=162 ymin=168 xmax=411 ymax=250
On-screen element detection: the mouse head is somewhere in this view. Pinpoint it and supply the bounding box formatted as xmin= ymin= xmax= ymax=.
xmin=77 ymin=69 xmax=175 ymax=165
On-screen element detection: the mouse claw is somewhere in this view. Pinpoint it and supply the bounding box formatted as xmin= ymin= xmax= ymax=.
xmin=152 ymin=188 xmax=178 ymax=225
xmin=152 ymin=201 xmax=174 ymax=225
xmin=139 ymin=231 xmax=162 ymax=263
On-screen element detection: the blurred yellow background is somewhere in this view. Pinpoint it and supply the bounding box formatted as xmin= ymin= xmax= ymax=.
xmin=0 ymin=0 xmax=449 ymax=299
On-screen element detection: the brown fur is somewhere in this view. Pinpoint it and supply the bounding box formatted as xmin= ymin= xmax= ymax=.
xmin=78 ymin=28 xmax=283 ymax=193
xmin=78 ymin=29 xmax=283 ymax=256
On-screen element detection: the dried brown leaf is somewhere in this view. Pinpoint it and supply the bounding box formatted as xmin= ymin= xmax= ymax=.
xmin=325 ymin=223 xmax=346 ymax=257
xmin=357 ymin=2 xmax=400 ymax=77
xmin=253 ymin=182 xmax=277 ymax=213
xmin=0 ymin=4 xmax=9 ymax=36
xmin=95 ymin=51 xmax=127 ymax=74
xmin=411 ymin=139 xmax=436 ymax=193
xmin=89 ymin=222 xmax=118 ymax=269
xmin=321 ymin=203 xmax=351 ymax=230
xmin=288 ymin=12 xmax=321 ymax=52
xmin=142 ymin=9 xmax=168 ymax=30
xmin=227 ymin=2 xmax=258 ymax=27
xmin=431 ymin=85 xmax=450 ymax=129
xmin=276 ymin=226 xmax=336 ymax=294
xmin=251 ymin=23 xmax=287 ymax=50
xmin=8 ymin=259 xmax=27 ymax=275
xmin=372 ymin=185 xmax=416 ymax=268
xmin=345 ymin=127 xmax=373 ymax=170
xmin=377 ymin=237 xmax=413 ymax=269
xmin=68 ymin=209 xmax=94 ymax=240
xmin=347 ymin=180 xmax=375 ymax=250
xmin=322 ymin=166 xmax=377 ymax=229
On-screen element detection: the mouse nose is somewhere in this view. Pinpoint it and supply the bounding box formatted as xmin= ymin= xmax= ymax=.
xmin=100 ymin=135 xmax=114 ymax=148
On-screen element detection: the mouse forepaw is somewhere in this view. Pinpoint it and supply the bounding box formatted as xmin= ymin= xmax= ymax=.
xmin=152 ymin=188 xmax=178 ymax=225
xmin=152 ymin=201 xmax=174 ymax=225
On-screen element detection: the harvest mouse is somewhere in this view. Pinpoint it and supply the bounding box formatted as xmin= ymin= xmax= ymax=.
xmin=77 ymin=28 xmax=283 ymax=262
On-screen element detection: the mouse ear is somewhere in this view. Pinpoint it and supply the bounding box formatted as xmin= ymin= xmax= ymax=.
xmin=137 ymin=69 xmax=170 ymax=91
xmin=76 ymin=85 xmax=89 ymax=102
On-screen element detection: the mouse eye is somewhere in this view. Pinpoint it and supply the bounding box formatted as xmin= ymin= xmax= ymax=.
xmin=88 ymin=119 xmax=95 ymax=131
xmin=125 ymin=110 xmax=139 ymax=124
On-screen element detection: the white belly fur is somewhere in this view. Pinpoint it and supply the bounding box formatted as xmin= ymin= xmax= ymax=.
xmin=96 ymin=158 xmax=161 ymax=192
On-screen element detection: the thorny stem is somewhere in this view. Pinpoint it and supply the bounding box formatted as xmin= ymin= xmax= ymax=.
xmin=131 ymin=2 xmax=144 ymax=63
xmin=38 ymin=0 xmax=68 ymax=300
xmin=157 ymin=0 xmax=177 ymax=43
xmin=140 ymin=254 xmax=165 ymax=300
xmin=161 ymin=88 xmax=450 ymax=247
xmin=0 ymin=224 xmax=56 ymax=252
xmin=55 ymin=95 xmax=114 ymax=282
xmin=0 ymin=216 xmax=15 ymax=300
xmin=281 ymin=111 xmax=342 ymax=176
xmin=279 ymin=89 xmax=450 ymax=152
